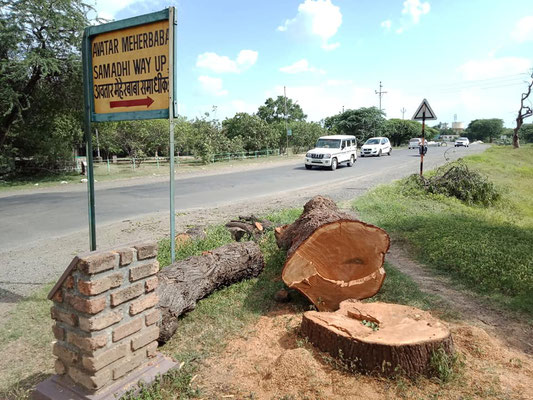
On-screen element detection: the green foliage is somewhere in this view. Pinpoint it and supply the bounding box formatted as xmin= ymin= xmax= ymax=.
xmin=430 ymin=347 xmax=461 ymax=384
xmin=465 ymin=118 xmax=504 ymax=143
xmin=324 ymin=107 xmax=385 ymax=143
xmin=384 ymin=119 xmax=423 ymax=146
xmin=410 ymin=162 xmax=501 ymax=206
xmin=0 ymin=0 xmax=91 ymax=148
xmin=352 ymin=147 xmax=533 ymax=315
xmin=518 ymin=123 xmax=533 ymax=143
xmin=223 ymin=112 xmax=278 ymax=151
xmin=257 ymin=96 xmax=307 ymax=124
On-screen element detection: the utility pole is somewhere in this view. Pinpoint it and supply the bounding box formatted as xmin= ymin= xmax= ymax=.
xmin=342 ymin=105 xmax=345 ymax=113
xmin=401 ymin=107 xmax=406 ymax=120
xmin=375 ymin=81 xmax=387 ymax=112
xmin=95 ymin=128 xmax=101 ymax=160
xmin=284 ymin=86 xmax=288 ymax=155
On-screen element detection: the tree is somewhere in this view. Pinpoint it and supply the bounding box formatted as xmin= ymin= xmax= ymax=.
xmin=257 ymin=96 xmax=306 ymax=124
xmin=222 ymin=113 xmax=278 ymax=151
xmin=383 ymin=119 xmax=421 ymax=146
xmin=465 ymin=119 xmax=504 ymax=143
xmin=324 ymin=107 xmax=386 ymax=143
xmin=513 ymin=70 xmax=533 ymax=148
xmin=0 ymin=0 xmax=91 ymax=149
xmin=518 ymin=123 xmax=533 ymax=143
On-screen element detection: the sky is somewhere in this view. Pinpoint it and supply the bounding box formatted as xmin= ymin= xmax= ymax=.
xmin=90 ymin=0 xmax=533 ymax=128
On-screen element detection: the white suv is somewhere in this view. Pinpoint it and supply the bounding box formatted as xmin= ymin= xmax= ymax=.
xmin=305 ymin=135 xmax=357 ymax=171
xmin=360 ymin=137 xmax=392 ymax=157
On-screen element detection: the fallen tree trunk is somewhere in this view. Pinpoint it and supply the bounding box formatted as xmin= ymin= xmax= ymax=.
xmin=301 ymin=300 xmax=454 ymax=377
xmin=276 ymin=196 xmax=390 ymax=311
xmin=156 ymin=241 xmax=265 ymax=342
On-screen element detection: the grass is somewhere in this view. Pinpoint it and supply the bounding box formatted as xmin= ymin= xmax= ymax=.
xmin=352 ymin=145 xmax=533 ymax=317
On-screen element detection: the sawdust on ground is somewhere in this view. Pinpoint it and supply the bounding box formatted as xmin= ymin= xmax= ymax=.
xmin=196 ymin=306 xmax=533 ymax=400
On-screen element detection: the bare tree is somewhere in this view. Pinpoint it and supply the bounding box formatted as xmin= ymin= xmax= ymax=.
xmin=513 ymin=70 xmax=533 ymax=148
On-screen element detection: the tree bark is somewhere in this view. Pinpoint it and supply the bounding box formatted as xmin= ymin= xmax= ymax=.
xmin=276 ymin=196 xmax=390 ymax=311
xmin=513 ymin=71 xmax=533 ymax=149
xmin=156 ymin=241 xmax=265 ymax=342
xmin=301 ymin=300 xmax=454 ymax=377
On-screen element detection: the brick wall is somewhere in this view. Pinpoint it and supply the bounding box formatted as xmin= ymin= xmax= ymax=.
xmin=49 ymin=242 xmax=161 ymax=393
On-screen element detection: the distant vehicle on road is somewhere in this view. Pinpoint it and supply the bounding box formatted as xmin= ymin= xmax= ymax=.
xmin=455 ymin=137 xmax=470 ymax=147
xmin=408 ymin=138 xmax=422 ymax=149
xmin=360 ymin=137 xmax=391 ymax=157
xmin=305 ymin=135 xmax=357 ymax=171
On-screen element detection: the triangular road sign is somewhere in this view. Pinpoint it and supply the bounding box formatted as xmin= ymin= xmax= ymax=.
xmin=412 ymin=99 xmax=437 ymax=120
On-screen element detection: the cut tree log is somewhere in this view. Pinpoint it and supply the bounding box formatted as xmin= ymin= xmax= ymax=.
xmin=276 ymin=195 xmax=390 ymax=311
xmin=301 ymin=300 xmax=454 ymax=377
xmin=225 ymin=215 xmax=275 ymax=242
xmin=156 ymin=241 xmax=264 ymax=342
xmin=175 ymin=226 xmax=207 ymax=247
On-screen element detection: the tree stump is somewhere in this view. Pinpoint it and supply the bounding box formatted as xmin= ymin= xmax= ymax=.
xmin=156 ymin=241 xmax=264 ymax=342
xmin=276 ymin=196 xmax=390 ymax=311
xmin=301 ymin=300 xmax=454 ymax=377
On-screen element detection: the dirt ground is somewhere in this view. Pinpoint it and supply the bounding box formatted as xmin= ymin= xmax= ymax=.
xmin=196 ymin=307 xmax=533 ymax=400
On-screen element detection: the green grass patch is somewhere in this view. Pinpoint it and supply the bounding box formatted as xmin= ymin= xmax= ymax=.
xmin=352 ymin=145 xmax=533 ymax=316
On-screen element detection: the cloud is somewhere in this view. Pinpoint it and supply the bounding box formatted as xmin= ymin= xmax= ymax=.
xmin=277 ymin=0 xmax=342 ymax=51
xmin=92 ymin=0 xmax=136 ymax=20
xmin=196 ymin=50 xmax=258 ymax=73
xmin=401 ymin=0 xmax=430 ymax=24
xmin=279 ymin=59 xmax=326 ymax=74
xmin=458 ymin=57 xmax=532 ymax=80
xmin=381 ymin=20 xmax=392 ymax=31
xmin=511 ymin=16 xmax=533 ymax=42
xmin=198 ymin=76 xmax=228 ymax=96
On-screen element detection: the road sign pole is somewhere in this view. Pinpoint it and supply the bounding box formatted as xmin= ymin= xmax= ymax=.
xmin=420 ymin=111 xmax=426 ymax=176
xmin=169 ymin=7 xmax=176 ymax=263
xmin=82 ymin=31 xmax=97 ymax=251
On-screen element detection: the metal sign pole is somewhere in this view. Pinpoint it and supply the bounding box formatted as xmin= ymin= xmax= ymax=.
xmin=420 ymin=111 xmax=426 ymax=177
xmin=82 ymin=31 xmax=97 ymax=251
xmin=168 ymin=7 xmax=176 ymax=263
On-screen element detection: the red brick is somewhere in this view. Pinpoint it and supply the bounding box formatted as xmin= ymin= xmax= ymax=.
xmin=144 ymin=276 xmax=158 ymax=292
xmin=116 ymin=248 xmax=134 ymax=266
xmin=145 ymin=341 xmax=158 ymax=358
xmin=79 ymin=310 xmax=122 ymax=332
xmin=82 ymin=343 xmax=127 ymax=373
xmin=53 ymin=342 xmax=79 ymax=365
xmin=129 ymin=293 xmax=159 ymax=316
xmin=110 ymin=283 xmax=143 ymax=307
xmin=52 ymin=324 xmax=65 ymax=341
xmin=63 ymin=276 xmax=74 ymax=289
xmin=51 ymin=307 xmax=77 ymax=327
xmin=112 ymin=349 xmax=146 ymax=380
xmin=65 ymin=292 xmax=106 ymax=315
xmin=67 ymin=331 xmax=107 ymax=352
xmin=112 ymin=317 xmax=143 ymax=342
xmin=78 ymin=252 xmax=118 ymax=275
xmin=129 ymin=261 xmax=159 ymax=282
xmin=52 ymin=290 xmax=63 ymax=303
xmin=131 ymin=325 xmax=159 ymax=351
xmin=134 ymin=243 xmax=157 ymax=260
xmin=55 ymin=359 xmax=66 ymax=375
xmin=78 ymin=272 xmax=124 ymax=296
xmin=144 ymin=309 xmax=161 ymax=326
xmin=68 ymin=365 xmax=112 ymax=392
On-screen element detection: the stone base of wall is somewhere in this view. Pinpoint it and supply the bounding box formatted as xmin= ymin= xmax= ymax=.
xmin=32 ymin=352 xmax=176 ymax=400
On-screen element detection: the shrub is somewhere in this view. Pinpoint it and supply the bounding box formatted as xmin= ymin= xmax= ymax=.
xmin=410 ymin=162 xmax=500 ymax=206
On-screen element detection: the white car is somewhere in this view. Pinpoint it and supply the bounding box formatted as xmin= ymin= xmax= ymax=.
xmin=408 ymin=138 xmax=422 ymax=149
xmin=305 ymin=135 xmax=357 ymax=171
xmin=360 ymin=137 xmax=392 ymax=157
xmin=455 ymin=137 xmax=470 ymax=147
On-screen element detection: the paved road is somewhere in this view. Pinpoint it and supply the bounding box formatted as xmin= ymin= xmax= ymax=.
xmin=0 ymin=145 xmax=485 ymax=251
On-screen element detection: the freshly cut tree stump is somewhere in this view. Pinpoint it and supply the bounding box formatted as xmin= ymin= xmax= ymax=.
xmin=301 ymin=300 xmax=454 ymax=377
xmin=157 ymin=241 xmax=264 ymax=342
xmin=276 ymin=196 xmax=390 ymax=311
